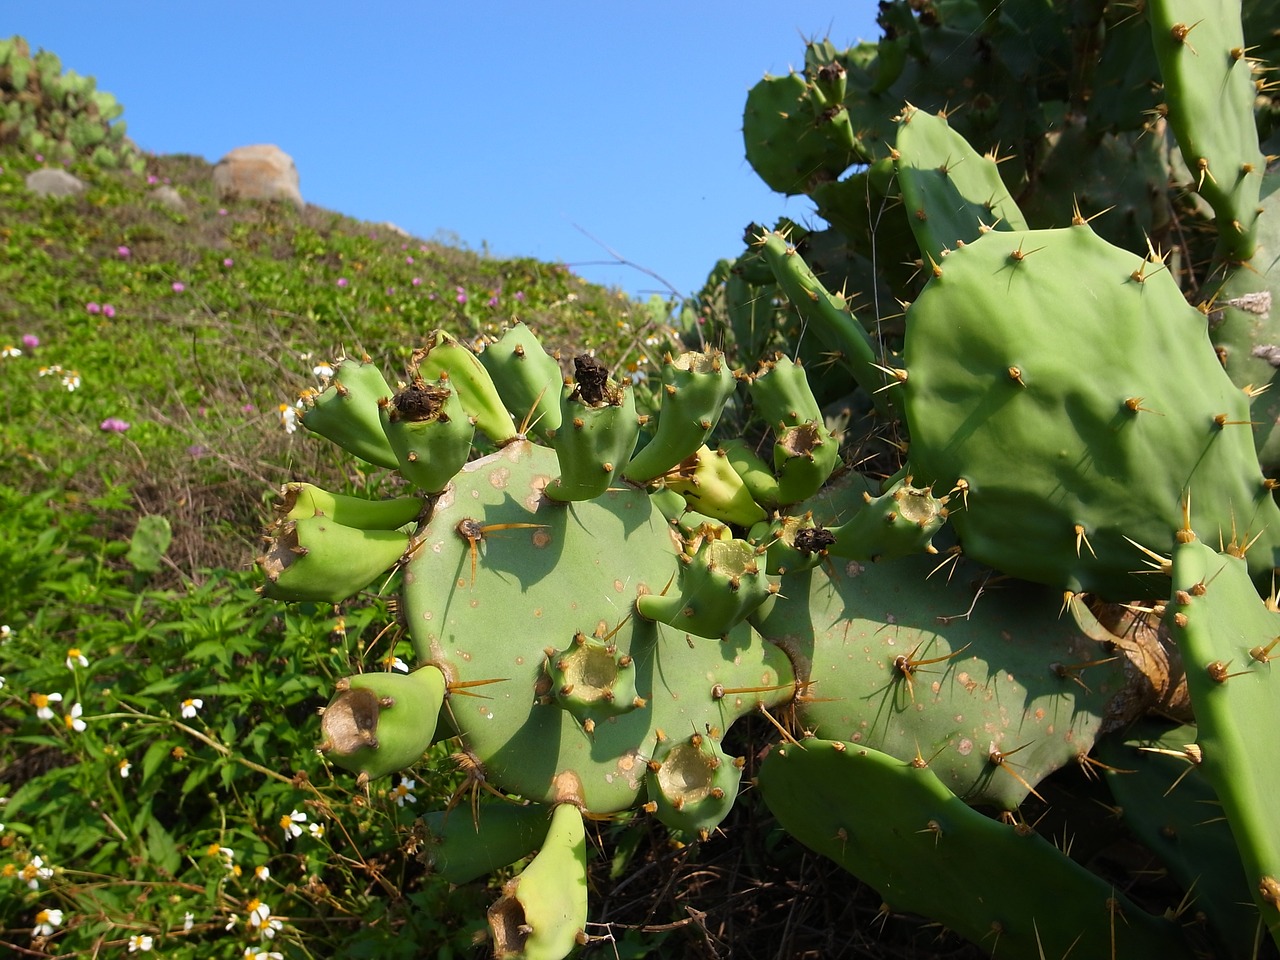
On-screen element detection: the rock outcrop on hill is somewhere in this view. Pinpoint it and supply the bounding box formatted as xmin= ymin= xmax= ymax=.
xmin=213 ymin=144 xmax=303 ymax=209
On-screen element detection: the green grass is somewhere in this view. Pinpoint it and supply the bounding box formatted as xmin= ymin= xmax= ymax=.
xmin=0 ymin=145 xmax=671 ymax=958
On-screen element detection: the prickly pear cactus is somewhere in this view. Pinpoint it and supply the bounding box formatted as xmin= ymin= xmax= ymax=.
xmin=254 ymin=0 xmax=1280 ymax=955
xmin=705 ymin=0 xmax=1280 ymax=954
xmin=259 ymin=321 xmax=1145 ymax=958
xmin=0 ymin=35 xmax=145 ymax=171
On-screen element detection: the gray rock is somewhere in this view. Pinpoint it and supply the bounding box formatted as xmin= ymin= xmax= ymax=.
xmin=150 ymin=185 xmax=186 ymax=211
xmin=212 ymin=144 xmax=303 ymax=210
xmin=25 ymin=168 xmax=86 ymax=197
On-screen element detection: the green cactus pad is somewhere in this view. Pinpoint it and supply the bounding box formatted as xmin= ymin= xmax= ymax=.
xmin=413 ymin=330 xmax=520 ymax=447
xmin=894 ymin=102 xmax=1027 ymax=262
xmin=755 ymin=231 xmax=899 ymax=421
xmin=403 ymin=441 xmax=794 ymax=812
xmin=488 ymin=802 xmax=587 ymax=960
xmin=423 ymin=801 xmax=552 ymax=885
xmin=636 ymin=536 xmax=778 ymax=640
xmin=318 ymin=666 xmax=446 ymax=784
xmin=1149 ymin=0 xmax=1267 ymax=260
xmin=543 ymin=631 xmax=643 ymax=730
xmin=275 ymin=482 xmax=424 ymax=530
xmin=477 ymin=322 xmax=564 ymax=442
xmin=544 ymin=357 xmax=639 ymax=502
xmin=752 ymin=513 xmax=833 ymax=576
xmin=826 ymin=476 xmax=948 ymax=561
xmin=1097 ymin=720 xmax=1263 ymax=959
xmin=748 ymin=356 xmax=842 ymax=505
xmin=644 ymin=733 xmax=743 ymax=839
xmin=379 ymin=376 xmax=476 ymax=495
xmin=298 ymin=356 xmax=399 ymax=469
xmin=622 ymin=350 xmax=737 ymax=485
xmin=753 ymin=552 xmax=1131 ymax=810
xmin=719 ymin=438 xmax=781 ymax=510
xmin=662 ymin=445 xmax=768 ymax=528
xmin=1166 ymin=535 xmax=1280 ymax=948
xmin=742 ymin=71 xmax=861 ymax=197
xmin=902 ymin=223 xmax=1280 ymax=596
xmin=758 ymin=738 xmax=1196 ymax=959
xmin=257 ymin=515 xmax=408 ymax=603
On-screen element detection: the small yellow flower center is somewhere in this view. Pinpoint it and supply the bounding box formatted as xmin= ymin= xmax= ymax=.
xmin=68 ymin=648 xmax=81 ymax=658
xmin=2 ymin=863 xmax=16 ymax=877
xmin=20 ymin=863 xmax=37 ymax=880
xmin=31 ymin=694 xmax=48 ymax=709
xmin=279 ymin=815 xmax=292 ymax=830
xmin=206 ymin=843 xmax=222 ymax=857
xmin=36 ymin=909 xmax=51 ymax=923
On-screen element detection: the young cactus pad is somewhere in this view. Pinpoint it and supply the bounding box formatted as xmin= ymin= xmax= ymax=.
xmin=488 ymin=802 xmax=588 ymax=960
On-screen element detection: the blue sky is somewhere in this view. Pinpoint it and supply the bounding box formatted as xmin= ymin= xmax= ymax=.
xmin=10 ymin=3 xmax=879 ymax=300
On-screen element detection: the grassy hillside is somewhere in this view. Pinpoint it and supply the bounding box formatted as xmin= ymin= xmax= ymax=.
xmin=0 ymin=148 xmax=667 ymax=573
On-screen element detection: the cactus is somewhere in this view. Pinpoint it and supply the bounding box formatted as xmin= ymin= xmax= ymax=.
xmin=1096 ymin=720 xmax=1264 ymax=958
xmin=901 ymin=222 xmax=1280 ymax=596
xmin=0 ymin=35 xmax=145 ymax=172
xmin=757 ymin=738 xmax=1196 ymax=959
xmin=252 ymin=0 xmax=1280 ymax=955
xmin=1164 ymin=532 xmax=1280 ymax=943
